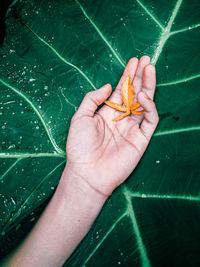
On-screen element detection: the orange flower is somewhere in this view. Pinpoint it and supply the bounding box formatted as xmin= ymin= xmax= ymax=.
xmin=104 ymin=76 xmax=144 ymax=121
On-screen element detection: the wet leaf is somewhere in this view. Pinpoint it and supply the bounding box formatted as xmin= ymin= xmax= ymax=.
xmin=0 ymin=0 xmax=200 ymax=266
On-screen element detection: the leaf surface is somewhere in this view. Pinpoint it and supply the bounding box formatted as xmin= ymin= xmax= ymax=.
xmin=0 ymin=0 xmax=200 ymax=266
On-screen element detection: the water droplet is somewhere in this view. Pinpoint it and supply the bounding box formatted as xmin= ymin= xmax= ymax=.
xmin=11 ymin=197 xmax=16 ymax=205
xmin=156 ymin=160 xmax=160 ymax=164
xmin=142 ymin=194 xmax=147 ymax=198
xmin=36 ymin=126 xmax=39 ymax=130
xmin=29 ymin=78 xmax=36 ymax=82
xmin=8 ymin=144 xmax=16 ymax=149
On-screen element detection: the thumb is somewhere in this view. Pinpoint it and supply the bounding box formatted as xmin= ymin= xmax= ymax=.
xmin=138 ymin=91 xmax=159 ymax=140
xmin=75 ymin=84 xmax=112 ymax=117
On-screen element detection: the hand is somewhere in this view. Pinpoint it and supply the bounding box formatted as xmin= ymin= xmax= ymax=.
xmin=65 ymin=56 xmax=159 ymax=197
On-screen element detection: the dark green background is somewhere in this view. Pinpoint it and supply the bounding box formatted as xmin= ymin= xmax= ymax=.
xmin=0 ymin=0 xmax=200 ymax=266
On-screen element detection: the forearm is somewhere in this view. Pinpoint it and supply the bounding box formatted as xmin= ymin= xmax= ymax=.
xmin=2 ymin=167 xmax=107 ymax=267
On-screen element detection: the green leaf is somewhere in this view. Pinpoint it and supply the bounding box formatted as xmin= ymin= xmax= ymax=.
xmin=0 ymin=0 xmax=200 ymax=266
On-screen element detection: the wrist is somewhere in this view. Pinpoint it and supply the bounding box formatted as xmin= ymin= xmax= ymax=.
xmin=57 ymin=165 xmax=108 ymax=210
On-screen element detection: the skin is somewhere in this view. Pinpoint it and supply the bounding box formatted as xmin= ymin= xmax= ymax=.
xmin=66 ymin=55 xmax=159 ymax=196
xmin=1 ymin=56 xmax=159 ymax=267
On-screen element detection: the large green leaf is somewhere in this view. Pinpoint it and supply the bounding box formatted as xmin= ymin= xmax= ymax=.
xmin=0 ymin=0 xmax=200 ymax=266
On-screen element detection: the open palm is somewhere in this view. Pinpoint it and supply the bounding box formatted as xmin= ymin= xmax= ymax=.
xmin=66 ymin=56 xmax=159 ymax=196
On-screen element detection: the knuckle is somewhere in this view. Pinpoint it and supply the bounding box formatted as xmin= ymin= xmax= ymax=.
xmin=155 ymin=112 xmax=159 ymax=125
xmin=150 ymin=100 xmax=156 ymax=109
xmin=86 ymin=91 xmax=93 ymax=98
xmin=85 ymin=91 xmax=95 ymax=101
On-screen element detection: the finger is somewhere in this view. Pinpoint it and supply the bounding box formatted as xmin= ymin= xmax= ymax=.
xmin=138 ymin=91 xmax=159 ymax=140
xmin=133 ymin=56 xmax=151 ymax=95
xmin=108 ymin=57 xmax=138 ymax=104
xmin=131 ymin=61 xmax=155 ymax=124
xmin=74 ymin=84 xmax=112 ymax=118
xmin=142 ymin=64 xmax=156 ymax=100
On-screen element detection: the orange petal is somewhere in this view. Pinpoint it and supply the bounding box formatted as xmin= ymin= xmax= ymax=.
xmin=128 ymin=77 xmax=134 ymax=108
xmin=131 ymin=101 xmax=141 ymax=110
xmin=113 ymin=110 xmax=130 ymax=121
xmin=121 ymin=77 xmax=129 ymax=108
xmin=131 ymin=109 xmax=144 ymax=115
xmin=104 ymin=101 xmax=127 ymax=112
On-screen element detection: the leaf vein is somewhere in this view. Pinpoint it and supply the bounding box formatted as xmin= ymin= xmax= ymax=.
xmin=83 ymin=213 xmax=127 ymax=265
xmin=135 ymin=0 xmax=164 ymax=31
xmin=170 ymin=22 xmax=200 ymax=36
xmin=123 ymin=185 xmax=151 ymax=267
xmin=152 ymin=0 xmax=183 ymax=65
xmin=1 ymin=160 xmax=66 ymax=235
xmin=23 ymin=23 xmax=96 ymax=90
xmin=157 ymin=73 xmax=200 ymax=86
xmin=129 ymin=192 xmax=200 ymax=202
xmin=0 ymin=79 xmax=64 ymax=155
xmin=154 ymin=126 xmax=200 ymax=136
xmin=75 ymin=0 xmax=126 ymax=68
xmin=0 ymin=158 xmax=22 ymax=181
xmin=0 ymin=152 xmax=66 ymax=159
